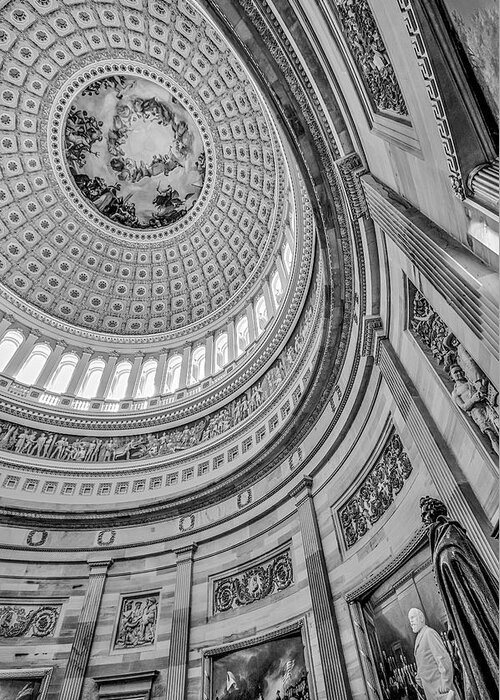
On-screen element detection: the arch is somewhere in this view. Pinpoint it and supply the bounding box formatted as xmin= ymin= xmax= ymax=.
xmin=255 ymin=296 xmax=268 ymax=335
xmin=236 ymin=316 xmax=250 ymax=356
xmin=164 ymin=354 xmax=182 ymax=394
xmin=0 ymin=329 xmax=24 ymax=373
xmin=15 ymin=343 xmax=52 ymax=385
xmin=77 ymin=358 xmax=106 ymax=399
xmin=107 ymin=360 xmax=132 ymax=401
xmin=45 ymin=353 xmax=79 ymax=394
xmin=271 ymin=269 xmax=284 ymax=306
xmin=136 ymin=358 xmax=158 ymax=399
xmin=215 ymin=332 xmax=229 ymax=371
xmin=189 ymin=345 xmax=206 ymax=385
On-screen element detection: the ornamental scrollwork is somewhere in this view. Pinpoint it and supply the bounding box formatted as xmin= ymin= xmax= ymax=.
xmin=0 ymin=604 xmax=60 ymax=638
xmin=339 ymin=433 xmax=413 ymax=548
xmin=334 ymin=0 xmax=408 ymax=117
xmin=213 ymin=550 xmax=293 ymax=614
xmin=114 ymin=594 xmax=159 ymax=649
xmin=410 ymin=286 xmax=499 ymax=454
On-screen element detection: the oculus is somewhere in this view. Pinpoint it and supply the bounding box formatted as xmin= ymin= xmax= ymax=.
xmin=63 ymin=74 xmax=206 ymax=229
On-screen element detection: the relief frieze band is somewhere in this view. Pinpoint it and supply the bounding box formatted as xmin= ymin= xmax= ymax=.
xmin=338 ymin=433 xmax=413 ymax=548
xmin=0 ymin=603 xmax=61 ymax=638
xmin=0 ymin=282 xmax=317 ymax=464
xmin=409 ymin=285 xmax=499 ymax=454
xmin=213 ymin=550 xmax=293 ymax=614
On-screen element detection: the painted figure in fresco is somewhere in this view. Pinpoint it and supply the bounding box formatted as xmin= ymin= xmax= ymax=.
xmin=408 ymin=608 xmax=455 ymax=700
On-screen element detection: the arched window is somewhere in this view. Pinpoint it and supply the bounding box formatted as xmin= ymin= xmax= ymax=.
xmin=236 ymin=316 xmax=249 ymax=356
xmin=77 ymin=358 xmax=106 ymax=399
xmin=107 ymin=361 xmax=132 ymax=401
xmin=164 ymin=354 xmax=182 ymax=394
xmin=255 ymin=296 xmax=268 ymax=335
xmin=189 ymin=345 xmax=205 ymax=385
xmin=15 ymin=343 xmax=51 ymax=385
xmin=45 ymin=353 xmax=78 ymax=394
xmin=215 ymin=333 xmax=228 ymax=372
xmin=283 ymin=241 xmax=293 ymax=272
xmin=271 ymin=270 xmax=283 ymax=306
xmin=0 ymin=329 xmax=24 ymax=373
xmin=136 ymin=358 xmax=158 ymax=399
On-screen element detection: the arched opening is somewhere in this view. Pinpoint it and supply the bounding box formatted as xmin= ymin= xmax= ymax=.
xmin=271 ymin=270 xmax=284 ymax=306
xmin=189 ymin=345 xmax=206 ymax=385
xmin=107 ymin=361 xmax=132 ymax=401
xmin=215 ymin=333 xmax=229 ymax=372
xmin=45 ymin=353 xmax=79 ymax=394
xmin=255 ymin=296 xmax=268 ymax=335
xmin=136 ymin=358 xmax=158 ymax=399
xmin=236 ymin=316 xmax=250 ymax=356
xmin=164 ymin=355 xmax=182 ymax=394
xmin=0 ymin=330 xmax=24 ymax=373
xmin=15 ymin=343 xmax=51 ymax=385
xmin=77 ymin=358 xmax=106 ymax=399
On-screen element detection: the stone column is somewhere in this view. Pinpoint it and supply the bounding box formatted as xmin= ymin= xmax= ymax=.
xmin=60 ymin=557 xmax=112 ymax=700
xmin=95 ymin=353 xmax=118 ymax=399
xmin=227 ymin=320 xmax=236 ymax=362
xmin=125 ymin=353 xmax=144 ymax=399
xmin=35 ymin=341 xmax=65 ymax=389
xmin=178 ymin=345 xmax=191 ymax=390
xmin=290 ymin=477 xmax=352 ymax=700
xmin=205 ymin=334 xmax=214 ymax=377
xmin=3 ymin=331 xmax=39 ymax=377
xmin=246 ymin=304 xmax=256 ymax=345
xmin=66 ymin=350 xmax=92 ymax=396
xmin=0 ymin=313 xmax=14 ymax=338
xmin=164 ymin=543 xmax=197 ymax=700
xmin=155 ymin=349 xmax=169 ymax=395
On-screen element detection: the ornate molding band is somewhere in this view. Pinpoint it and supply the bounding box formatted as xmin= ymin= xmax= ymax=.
xmin=213 ymin=549 xmax=293 ymax=613
xmin=338 ymin=433 xmax=413 ymax=548
xmin=397 ymin=0 xmax=464 ymax=198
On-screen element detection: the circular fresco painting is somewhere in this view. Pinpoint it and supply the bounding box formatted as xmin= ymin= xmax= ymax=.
xmin=63 ymin=75 xmax=206 ymax=229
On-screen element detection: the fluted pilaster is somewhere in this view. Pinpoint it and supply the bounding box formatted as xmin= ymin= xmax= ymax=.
xmin=290 ymin=477 xmax=352 ymax=700
xmin=164 ymin=543 xmax=197 ymax=700
xmin=59 ymin=558 xmax=112 ymax=700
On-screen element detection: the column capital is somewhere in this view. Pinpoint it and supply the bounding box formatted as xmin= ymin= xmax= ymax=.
xmin=87 ymin=557 xmax=113 ymax=575
xmin=289 ymin=475 xmax=313 ymax=502
xmin=173 ymin=543 xmax=197 ymax=562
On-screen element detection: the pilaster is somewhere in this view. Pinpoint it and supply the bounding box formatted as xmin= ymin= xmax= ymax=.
xmin=59 ymin=558 xmax=113 ymax=700
xmin=164 ymin=543 xmax=197 ymax=700
xmin=290 ymin=477 xmax=352 ymax=700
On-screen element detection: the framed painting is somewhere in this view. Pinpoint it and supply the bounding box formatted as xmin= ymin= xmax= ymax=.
xmin=203 ymin=621 xmax=313 ymax=700
xmin=0 ymin=668 xmax=52 ymax=700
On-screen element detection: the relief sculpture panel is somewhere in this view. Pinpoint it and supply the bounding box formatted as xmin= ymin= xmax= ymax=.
xmin=114 ymin=593 xmax=159 ymax=649
xmin=0 ymin=603 xmax=60 ymax=638
xmin=213 ymin=550 xmax=293 ymax=614
xmin=409 ymin=285 xmax=499 ymax=454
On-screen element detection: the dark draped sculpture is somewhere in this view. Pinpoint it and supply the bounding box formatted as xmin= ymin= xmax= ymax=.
xmin=420 ymin=496 xmax=499 ymax=700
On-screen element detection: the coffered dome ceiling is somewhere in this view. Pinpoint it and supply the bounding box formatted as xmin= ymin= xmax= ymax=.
xmin=0 ymin=0 xmax=292 ymax=338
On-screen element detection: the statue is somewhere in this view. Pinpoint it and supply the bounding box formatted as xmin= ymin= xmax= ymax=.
xmin=408 ymin=608 xmax=456 ymax=699
xmin=420 ymin=496 xmax=499 ymax=699
xmin=450 ymin=364 xmax=499 ymax=454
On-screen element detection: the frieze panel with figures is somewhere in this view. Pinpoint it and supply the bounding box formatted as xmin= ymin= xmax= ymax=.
xmin=0 ymin=603 xmax=61 ymax=638
xmin=114 ymin=593 xmax=159 ymax=649
xmin=0 ymin=284 xmax=317 ymax=464
xmin=213 ymin=550 xmax=293 ymax=614
xmin=409 ymin=285 xmax=499 ymax=454
xmin=338 ymin=433 xmax=413 ymax=548
xmin=334 ymin=0 xmax=409 ymax=116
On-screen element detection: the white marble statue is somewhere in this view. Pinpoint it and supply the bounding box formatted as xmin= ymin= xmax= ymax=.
xmin=408 ymin=608 xmax=455 ymax=700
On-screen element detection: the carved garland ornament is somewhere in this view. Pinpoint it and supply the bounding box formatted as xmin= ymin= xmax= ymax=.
xmin=339 ymin=433 xmax=413 ymax=548
xmin=213 ymin=550 xmax=293 ymax=613
xmin=0 ymin=604 xmax=60 ymax=637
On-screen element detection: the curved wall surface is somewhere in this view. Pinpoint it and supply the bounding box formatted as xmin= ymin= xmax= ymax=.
xmin=0 ymin=1 xmax=497 ymax=700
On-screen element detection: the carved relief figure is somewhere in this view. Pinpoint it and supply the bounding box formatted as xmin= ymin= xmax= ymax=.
xmin=410 ymin=288 xmax=499 ymax=454
xmin=115 ymin=594 xmax=158 ymax=649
